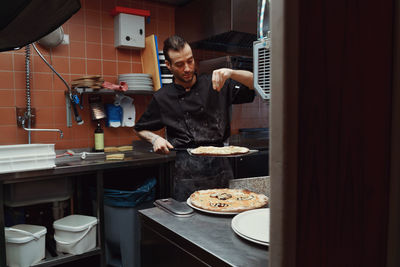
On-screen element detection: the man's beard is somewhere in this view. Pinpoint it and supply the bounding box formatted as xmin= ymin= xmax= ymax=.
xmin=175 ymin=72 xmax=194 ymax=84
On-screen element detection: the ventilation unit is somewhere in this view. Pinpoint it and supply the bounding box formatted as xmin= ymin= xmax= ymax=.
xmin=253 ymin=34 xmax=271 ymax=101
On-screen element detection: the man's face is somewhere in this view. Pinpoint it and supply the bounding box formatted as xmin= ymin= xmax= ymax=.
xmin=165 ymin=44 xmax=195 ymax=85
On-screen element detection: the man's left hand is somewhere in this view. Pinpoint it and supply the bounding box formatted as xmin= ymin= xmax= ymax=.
xmin=212 ymin=68 xmax=232 ymax=92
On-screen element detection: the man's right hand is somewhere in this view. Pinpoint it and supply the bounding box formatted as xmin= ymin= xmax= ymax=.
xmin=152 ymin=136 xmax=174 ymax=154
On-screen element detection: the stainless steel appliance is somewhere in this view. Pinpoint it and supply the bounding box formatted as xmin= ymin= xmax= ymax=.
xmin=175 ymin=0 xmax=257 ymax=55
xmin=253 ymin=0 xmax=271 ymax=100
xmin=198 ymin=56 xmax=253 ymax=74
xmin=253 ymin=35 xmax=271 ymax=100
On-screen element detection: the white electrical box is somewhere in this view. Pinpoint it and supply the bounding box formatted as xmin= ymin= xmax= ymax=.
xmin=114 ymin=13 xmax=145 ymax=49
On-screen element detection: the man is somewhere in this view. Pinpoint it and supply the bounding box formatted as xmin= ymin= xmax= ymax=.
xmin=134 ymin=35 xmax=255 ymax=200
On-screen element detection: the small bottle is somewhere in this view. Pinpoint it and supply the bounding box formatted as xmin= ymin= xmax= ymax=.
xmin=94 ymin=121 xmax=104 ymax=152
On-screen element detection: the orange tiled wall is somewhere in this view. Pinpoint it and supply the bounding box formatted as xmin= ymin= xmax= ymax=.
xmin=0 ymin=0 xmax=174 ymax=149
xmin=0 ymin=0 xmax=267 ymax=150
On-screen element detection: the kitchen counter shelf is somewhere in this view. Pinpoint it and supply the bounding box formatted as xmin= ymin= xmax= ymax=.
xmin=0 ymin=150 xmax=175 ymax=183
xmin=32 ymin=247 xmax=102 ymax=267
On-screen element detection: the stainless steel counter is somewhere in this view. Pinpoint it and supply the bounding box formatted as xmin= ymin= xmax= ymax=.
xmin=139 ymin=207 xmax=269 ymax=267
xmin=0 ymin=149 xmax=175 ymax=183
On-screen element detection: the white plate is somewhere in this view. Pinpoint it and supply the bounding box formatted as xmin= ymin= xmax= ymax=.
xmin=186 ymin=198 xmax=239 ymax=215
xmin=119 ymin=76 xmax=152 ymax=79
xmin=119 ymin=77 xmax=152 ymax=80
xmin=126 ymin=88 xmax=153 ymax=92
xmin=118 ymin=73 xmax=151 ymax=78
xmin=119 ymin=79 xmax=152 ymax=83
xmin=231 ymin=208 xmax=269 ymax=245
xmin=123 ymin=82 xmax=153 ymax=86
xmin=231 ymin=225 xmax=269 ymax=246
xmin=126 ymin=86 xmax=153 ymax=90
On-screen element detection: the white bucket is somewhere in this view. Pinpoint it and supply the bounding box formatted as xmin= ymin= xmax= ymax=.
xmin=5 ymin=224 xmax=47 ymax=267
xmin=53 ymin=215 xmax=98 ymax=255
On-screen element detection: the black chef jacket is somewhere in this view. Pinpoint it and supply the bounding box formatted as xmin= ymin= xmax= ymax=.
xmin=134 ymin=73 xmax=255 ymax=201
xmin=134 ymin=73 xmax=255 ymax=147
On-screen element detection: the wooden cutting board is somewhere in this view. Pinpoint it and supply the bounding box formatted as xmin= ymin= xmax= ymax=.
xmin=141 ymin=34 xmax=161 ymax=90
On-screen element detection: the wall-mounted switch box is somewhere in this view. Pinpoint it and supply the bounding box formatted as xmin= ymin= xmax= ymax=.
xmin=114 ymin=13 xmax=145 ymax=49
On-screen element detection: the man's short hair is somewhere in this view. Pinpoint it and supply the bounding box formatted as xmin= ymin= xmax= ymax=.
xmin=163 ymin=35 xmax=188 ymax=63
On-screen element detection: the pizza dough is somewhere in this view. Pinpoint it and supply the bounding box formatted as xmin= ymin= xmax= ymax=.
xmin=189 ymin=188 xmax=268 ymax=212
xmin=190 ymin=145 xmax=249 ymax=156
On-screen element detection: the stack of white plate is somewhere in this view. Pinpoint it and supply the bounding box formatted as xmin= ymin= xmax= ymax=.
xmin=231 ymin=208 xmax=270 ymax=246
xmin=118 ymin=73 xmax=153 ymax=92
xmin=159 ymin=51 xmax=173 ymax=85
xmin=161 ymin=74 xmax=173 ymax=84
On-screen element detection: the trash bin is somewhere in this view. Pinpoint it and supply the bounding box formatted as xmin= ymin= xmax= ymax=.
xmin=103 ymin=177 xmax=156 ymax=267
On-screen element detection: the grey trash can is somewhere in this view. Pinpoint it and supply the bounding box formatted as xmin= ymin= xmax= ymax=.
xmin=103 ymin=177 xmax=156 ymax=267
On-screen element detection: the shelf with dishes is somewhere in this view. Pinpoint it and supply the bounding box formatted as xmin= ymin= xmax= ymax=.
xmin=74 ymin=87 xmax=154 ymax=95
xmin=64 ymin=74 xmax=154 ymax=126
xmin=73 ymin=73 xmax=155 ymax=95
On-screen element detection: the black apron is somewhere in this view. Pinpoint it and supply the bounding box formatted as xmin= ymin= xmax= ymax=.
xmin=172 ymin=151 xmax=234 ymax=201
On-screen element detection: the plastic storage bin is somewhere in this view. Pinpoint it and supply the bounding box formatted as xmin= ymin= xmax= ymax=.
xmin=53 ymin=215 xmax=98 ymax=255
xmin=0 ymin=144 xmax=55 ymax=174
xmin=5 ymin=224 xmax=47 ymax=267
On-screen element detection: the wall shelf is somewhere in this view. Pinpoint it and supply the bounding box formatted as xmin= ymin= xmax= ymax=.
xmin=65 ymin=88 xmax=153 ymax=127
xmin=74 ymin=88 xmax=154 ymax=95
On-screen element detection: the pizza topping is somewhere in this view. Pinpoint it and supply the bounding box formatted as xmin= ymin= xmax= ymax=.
xmin=210 ymin=192 xmax=232 ymax=200
xmin=236 ymin=195 xmax=255 ymax=201
xmin=218 ymin=193 xmax=232 ymax=200
xmin=209 ymin=202 xmax=229 ymax=207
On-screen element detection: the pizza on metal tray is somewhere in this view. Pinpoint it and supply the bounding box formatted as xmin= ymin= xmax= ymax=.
xmin=190 ymin=145 xmax=250 ymax=156
xmin=189 ymin=188 xmax=268 ymax=212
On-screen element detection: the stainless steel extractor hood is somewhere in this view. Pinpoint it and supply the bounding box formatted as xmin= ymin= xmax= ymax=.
xmin=0 ymin=0 xmax=81 ymax=52
xmin=175 ymin=0 xmax=257 ymax=55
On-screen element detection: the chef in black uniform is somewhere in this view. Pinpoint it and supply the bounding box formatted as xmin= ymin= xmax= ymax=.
xmin=134 ymin=35 xmax=255 ymax=201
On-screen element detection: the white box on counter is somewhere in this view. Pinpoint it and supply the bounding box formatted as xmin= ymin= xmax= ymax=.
xmin=0 ymin=144 xmax=55 ymax=174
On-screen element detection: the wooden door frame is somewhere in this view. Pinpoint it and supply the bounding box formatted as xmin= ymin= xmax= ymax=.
xmin=269 ymin=0 xmax=300 ymax=266
xmin=270 ymin=0 xmax=399 ymax=266
xmin=387 ymin=1 xmax=400 ymax=266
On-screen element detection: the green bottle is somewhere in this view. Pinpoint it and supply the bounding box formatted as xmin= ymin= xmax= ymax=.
xmin=94 ymin=121 xmax=104 ymax=152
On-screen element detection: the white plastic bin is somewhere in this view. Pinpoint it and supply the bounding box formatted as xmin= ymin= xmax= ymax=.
xmin=0 ymin=144 xmax=55 ymax=174
xmin=5 ymin=224 xmax=47 ymax=267
xmin=53 ymin=215 xmax=98 ymax=255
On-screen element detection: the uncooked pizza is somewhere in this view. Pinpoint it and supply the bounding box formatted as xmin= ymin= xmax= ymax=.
xmin=190 ymin=145 xmax=249 ymax=156
xmin=189 ymin=188 xmax=268 ymax=212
